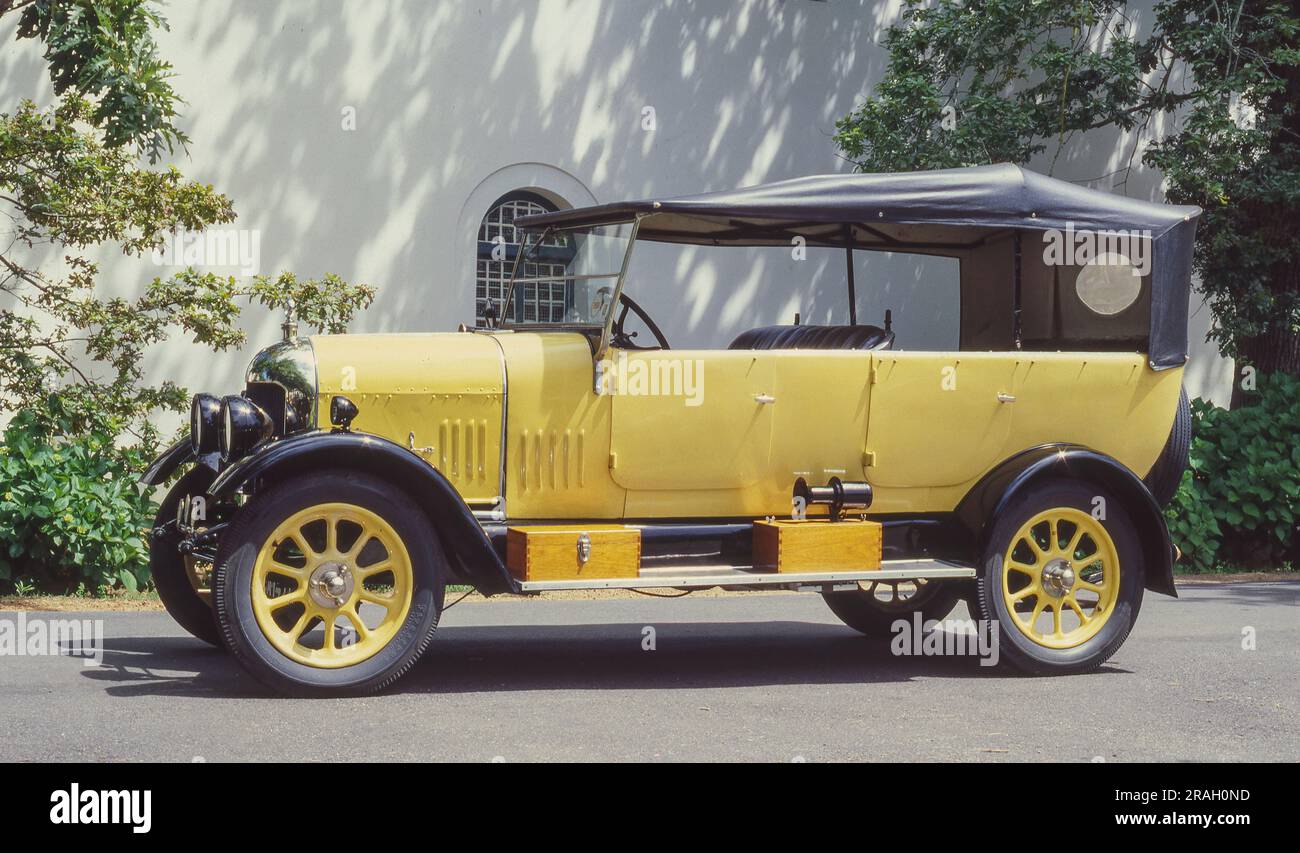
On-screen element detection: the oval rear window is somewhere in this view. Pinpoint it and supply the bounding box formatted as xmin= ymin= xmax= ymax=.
xmin=1075 ymin=253 xmax=1142 ymax=315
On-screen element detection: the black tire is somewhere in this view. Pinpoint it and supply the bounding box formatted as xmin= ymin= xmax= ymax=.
xmin=971 ymin=480 xmax=1144 ymax=675
xmin=823 ymin=578 xmax=963 ymax=636
xmin=150 ymin=466 xmax=222 ymax=647
xmin=1143 ymin=387 xmax=1191 ymax=508
xmin=213 ymin=470 xmax=445 ymax=697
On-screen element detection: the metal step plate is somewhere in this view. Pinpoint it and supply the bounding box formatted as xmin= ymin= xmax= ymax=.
xmin=516 ymin=558 xmax=975 ymax=593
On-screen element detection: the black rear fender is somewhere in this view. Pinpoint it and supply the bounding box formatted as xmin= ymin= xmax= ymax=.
xmin=954 ymin=445 xmax=1177 ymax=597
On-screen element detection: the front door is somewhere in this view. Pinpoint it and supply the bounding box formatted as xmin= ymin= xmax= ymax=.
xmin=608 ymin=348 xmax=775 ymax=495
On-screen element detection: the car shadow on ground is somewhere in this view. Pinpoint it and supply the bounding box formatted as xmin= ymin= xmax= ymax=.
xmin=1171 ymin=580 xmax=1300 ymax=608
xmin=75 ymin=637 xmax=262 ymax=699
xmin=75 ymin=620 xmax=1130 ymax=699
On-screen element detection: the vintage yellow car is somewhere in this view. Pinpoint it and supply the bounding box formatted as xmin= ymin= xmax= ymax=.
xmin=142 ymin=164 xmax=1199 ymax=695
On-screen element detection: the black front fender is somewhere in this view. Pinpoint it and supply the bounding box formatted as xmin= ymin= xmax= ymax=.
xmin=208 ymin=430 xmax=518 ymax=595
xmin=955 ymin=444 xmax=1177 ymax=598
xmin=139 ymin=436 xmax=220 ymax=486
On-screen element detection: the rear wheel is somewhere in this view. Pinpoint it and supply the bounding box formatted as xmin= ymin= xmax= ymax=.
xmin=1143 ymin=387 xmax=1191 ymax=507
xmin=823 ymin=578 xmax=963 ymax=636
xmin=213 ymin=470 xmax=445 ymax=696
xmin=150 ymin=466 xmax=222 ymax=647
xmin=971 ymin=480 xmax=1144 ymax=675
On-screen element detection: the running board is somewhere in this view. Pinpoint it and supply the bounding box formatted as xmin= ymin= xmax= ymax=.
xmin=516 ymin=558 xmax=976 ymax=593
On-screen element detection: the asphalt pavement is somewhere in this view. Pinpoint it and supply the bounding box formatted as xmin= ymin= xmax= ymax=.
xmin=1 ymin=581 xmax=1296 ymax=761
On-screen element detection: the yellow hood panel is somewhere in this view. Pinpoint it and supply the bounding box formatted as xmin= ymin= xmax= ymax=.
xmin=310 ymin=333 xmax=505 ymax=502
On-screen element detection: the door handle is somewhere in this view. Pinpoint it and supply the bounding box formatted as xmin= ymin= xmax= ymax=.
xmin=754 ymin=393 xmax=776 ymax=404
xmin=996 ymin=392 xmax=1016 ymax=404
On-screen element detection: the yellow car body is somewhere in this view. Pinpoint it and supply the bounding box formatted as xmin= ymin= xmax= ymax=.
xmin=311 ymin=332 xmax=1184 ymax=521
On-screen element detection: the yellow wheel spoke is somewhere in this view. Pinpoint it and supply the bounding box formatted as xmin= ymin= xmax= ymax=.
xmin=1064 ymin=525 xmax=1084 ymax=557
xmin=345 ymin=534 xmax=370 ymax=562
xmin=1065 ymin=596 xmax=1090 ymax=625
xmin=1026 ymin=597 xmax=1047 ymax=627
xmin=343 ymin=610 xmax=371 ymax=643
xmin=358 ymin=589 xmax=395 ymax=608
xmin=1076 ymin=578 xmax=1104 ymax=594
xmin=358 ymin=560 xmax=394 ymax=579
xmin=1051 ymin=602 xmax=1063 ymax=636
xmin=284 ymin=609 xmax=313 ymax=643
xmin=289 ymin=530 xmax=316 ymax=559
xmin=269 ymin=560 xmax=308 ymax=579
xmin=322 ymin=614 xmax=340 ymax=651
xmin=1007 ymin=559 xmax=1038 ymax=576
xmin=325 ymin=514 xmax=339 ymax=555
xmin=265 ymin=586 xmax=306 ymax=607
xmin=1009 ymin=585 xmax=1037 ymax=603
xmin=1026 ymin=535 xmax=1048 ymax=559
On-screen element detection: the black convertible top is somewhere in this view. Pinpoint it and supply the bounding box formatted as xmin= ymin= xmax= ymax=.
xmin=515 ymin=164 xmax=1201 ymax=369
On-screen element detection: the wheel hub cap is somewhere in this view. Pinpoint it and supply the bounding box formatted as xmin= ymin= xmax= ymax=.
xmin=1040 ymin=558 xmax=1076 ymax=598
xmin=309 ymin=561 xmax=354 ymax=608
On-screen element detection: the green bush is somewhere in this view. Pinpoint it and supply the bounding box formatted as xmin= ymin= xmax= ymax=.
xmin=1166 ymin=373 xmax=1300 ymax=572
xmin=0 ymin=404 xmax=156 ymax=595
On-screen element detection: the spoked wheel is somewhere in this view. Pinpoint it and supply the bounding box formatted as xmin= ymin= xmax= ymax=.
xmin=251 ymin=503 xmax=415 ymax=668
xmin=1001 ymin=507 xmax=1120 ymax=649
xmin=214 ymin=470 xmax=445 ymax=696
xmin=972 ymin=480 xmax=1144 ymax=675
xmin=822 ymin=577 xmax=963 ymax=636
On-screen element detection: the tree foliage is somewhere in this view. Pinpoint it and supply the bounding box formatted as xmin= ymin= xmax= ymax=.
xmin=9 ymin=0 xmax=187 ymax=161
xmin=1 ymin=1 xmax=376 ymax=593
xmin=1 ymin=2 xmax=375 ymax=449
xmin=1166 ymin=373 xmax=1300 ymax=571
xmin=1 ymin=96 xmax=236 ymax=445
xmin=835 ymin=0 xmax=1300 ymax=380
xmin=0 ymin=405 xmax=156 ymax=594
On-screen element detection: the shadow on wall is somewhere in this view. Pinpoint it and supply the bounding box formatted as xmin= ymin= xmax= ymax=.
xmin=0 ymin=0 xmax=1230 ymax=412
xmin=0 ymin=0 xmax=897 ymax=412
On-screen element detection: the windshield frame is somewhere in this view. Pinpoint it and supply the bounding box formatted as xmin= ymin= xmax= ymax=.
xmin=499 ymin=216 xmax=643 ymax=355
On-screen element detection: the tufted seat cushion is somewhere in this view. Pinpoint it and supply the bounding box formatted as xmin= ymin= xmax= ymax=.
xmin=727 ymin=324 xmax=894 ymax=351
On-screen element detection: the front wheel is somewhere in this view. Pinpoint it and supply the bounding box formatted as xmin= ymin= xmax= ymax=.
xmin=971 ymin=480 xmax=1144 ymax=675
xmin=213 ymin=470 xmax=445 ymax=696
xmin=150 ymin=466 xmax=222 ymax=647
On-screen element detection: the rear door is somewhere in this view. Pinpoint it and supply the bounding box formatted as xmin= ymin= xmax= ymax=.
xmin=864 ymin=352 xmax=1015 ymax=488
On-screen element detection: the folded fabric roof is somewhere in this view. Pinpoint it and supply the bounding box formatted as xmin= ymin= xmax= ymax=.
xmin=515 ymin=163 xmax=1201 ymax=369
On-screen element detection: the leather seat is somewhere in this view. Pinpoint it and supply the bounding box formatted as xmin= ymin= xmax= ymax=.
xmin=727 ymin=324 xmax=894 ymax=351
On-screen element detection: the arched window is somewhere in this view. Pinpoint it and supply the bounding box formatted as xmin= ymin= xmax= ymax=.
xmin=476 ymin=191 xmax=573 ymax=325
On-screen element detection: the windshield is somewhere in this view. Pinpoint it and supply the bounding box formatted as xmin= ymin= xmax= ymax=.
xmin=501 ymin=221 xmax=636 ymax=326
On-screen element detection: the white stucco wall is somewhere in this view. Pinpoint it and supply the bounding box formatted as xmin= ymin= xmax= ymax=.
xmin=0 ymin=0 xmax=1234 ymax=431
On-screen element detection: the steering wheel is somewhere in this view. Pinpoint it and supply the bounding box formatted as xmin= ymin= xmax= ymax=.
xmin=610 ymin=291 xmax=670 ymax=350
